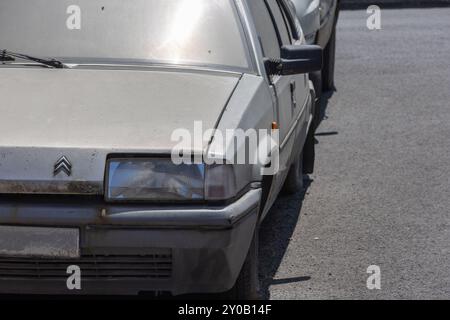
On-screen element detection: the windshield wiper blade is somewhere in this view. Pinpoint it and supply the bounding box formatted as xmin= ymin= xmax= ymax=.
xmin=1 ymin=49 xmax=66 ymax=69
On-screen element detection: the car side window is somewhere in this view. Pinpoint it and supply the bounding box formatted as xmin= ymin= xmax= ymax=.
xmin=266 ymin=0 xmax=292 ymax=45
xmin=248 ymin=0 xmax=280 ymax=59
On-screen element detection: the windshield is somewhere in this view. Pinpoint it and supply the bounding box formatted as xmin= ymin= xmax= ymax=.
xmin=0 ymin=0 xmax=250 ymax=71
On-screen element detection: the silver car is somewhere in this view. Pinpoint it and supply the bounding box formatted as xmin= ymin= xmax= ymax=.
xmin=0 ymin=0 xmax=321 ymax=298
xmin=292 ymin=0 xmax=340 ymax=92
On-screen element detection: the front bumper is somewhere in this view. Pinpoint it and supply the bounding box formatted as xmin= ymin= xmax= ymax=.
xmin=0 ymin=189 xmax=261 ymax=296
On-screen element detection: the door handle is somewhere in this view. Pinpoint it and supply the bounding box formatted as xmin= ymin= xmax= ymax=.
xmin=290 ymin=81 xmax=297 ymax=109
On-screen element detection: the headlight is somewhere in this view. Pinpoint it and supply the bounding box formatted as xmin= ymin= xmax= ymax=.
xmin=105 ymin=158 xmax=238 ymax=202
xmin=204 ymin=164 xmax=237 ymax=201
xmin=106 ymin=159 xmax=205 ymax=201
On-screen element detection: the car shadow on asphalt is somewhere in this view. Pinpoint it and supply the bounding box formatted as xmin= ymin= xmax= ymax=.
xmin=258 ymin=89 xmax=336 ymax=299
xmin=258 ymin=178 xmax=312 ymax=299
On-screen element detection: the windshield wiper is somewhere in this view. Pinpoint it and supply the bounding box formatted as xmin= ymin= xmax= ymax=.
xmin=1 ymin=49 xmax=66 ymax=69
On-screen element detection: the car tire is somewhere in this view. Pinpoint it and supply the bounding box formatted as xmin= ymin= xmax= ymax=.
xmin=282 ymin=150 xmax=304 ymax=195
xmin=322 ymin=25 xmax=337 ymax=92
xmin=309 ymin=71 xmax=322 ymax=132
xmin=303 ymin=127 xmax=316 ymax=175
xmin=223 ymin=227 xmax=260 ymax=300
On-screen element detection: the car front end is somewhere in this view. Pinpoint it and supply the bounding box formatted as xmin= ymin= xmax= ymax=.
xmin=0 ymin=0 xmax=265 ymax=296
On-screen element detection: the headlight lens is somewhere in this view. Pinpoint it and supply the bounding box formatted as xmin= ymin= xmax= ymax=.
xmin=204 ymin=164 xmax=237 ymax=201
xmin=106 ymin=159 xmax=205 ymax=201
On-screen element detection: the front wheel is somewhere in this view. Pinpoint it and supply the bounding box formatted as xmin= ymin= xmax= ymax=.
xmin=303 ymin=127 xmax=316 ymax=175
xmin=322 ymin=26 xmax=337 ymax=92
xmin=309 ymin=71 xmax=322 ymax=132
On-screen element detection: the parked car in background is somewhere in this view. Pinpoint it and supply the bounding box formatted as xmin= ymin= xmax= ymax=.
xmin=291 ymin=0 xmax=340 ymax=128
xmin=292 ymin=0 xmax=339 ymax=90
xmin=0 ymin=0 xmax=322 ymax=299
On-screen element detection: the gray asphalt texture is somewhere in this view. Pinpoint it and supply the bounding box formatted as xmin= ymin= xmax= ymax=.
xmin=260 ymin=8 xmax=450 ymax=300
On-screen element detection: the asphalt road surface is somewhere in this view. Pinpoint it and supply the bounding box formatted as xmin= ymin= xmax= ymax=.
xmin=260 ymin=8 xmax=450 ymax=300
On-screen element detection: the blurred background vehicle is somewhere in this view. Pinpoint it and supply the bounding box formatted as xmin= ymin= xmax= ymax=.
xmin=290 ymin=0 xmax=340 ymax=129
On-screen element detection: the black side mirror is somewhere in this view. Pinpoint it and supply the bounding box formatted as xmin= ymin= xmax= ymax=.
xmin=265 ymin=45 xmax=323 ymax=76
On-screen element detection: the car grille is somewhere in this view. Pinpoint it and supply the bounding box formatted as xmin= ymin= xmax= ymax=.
xmin=0 ymin=252 xmax=172 ymax=280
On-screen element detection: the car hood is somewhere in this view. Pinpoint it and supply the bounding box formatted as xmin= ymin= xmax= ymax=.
xmin=0 ymin=67 xmax=240 ymax=194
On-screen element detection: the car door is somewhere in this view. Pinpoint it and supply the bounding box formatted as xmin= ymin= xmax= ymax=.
xmin=248 ymin=0 xmax=310 ymax=214
xmin=279 ymin=0 xmax=311 ymax=139
xmin=265 ymin=0 xmax=296 ymax=150
xmin=266 ymin=0 xmax=310 ymax=172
